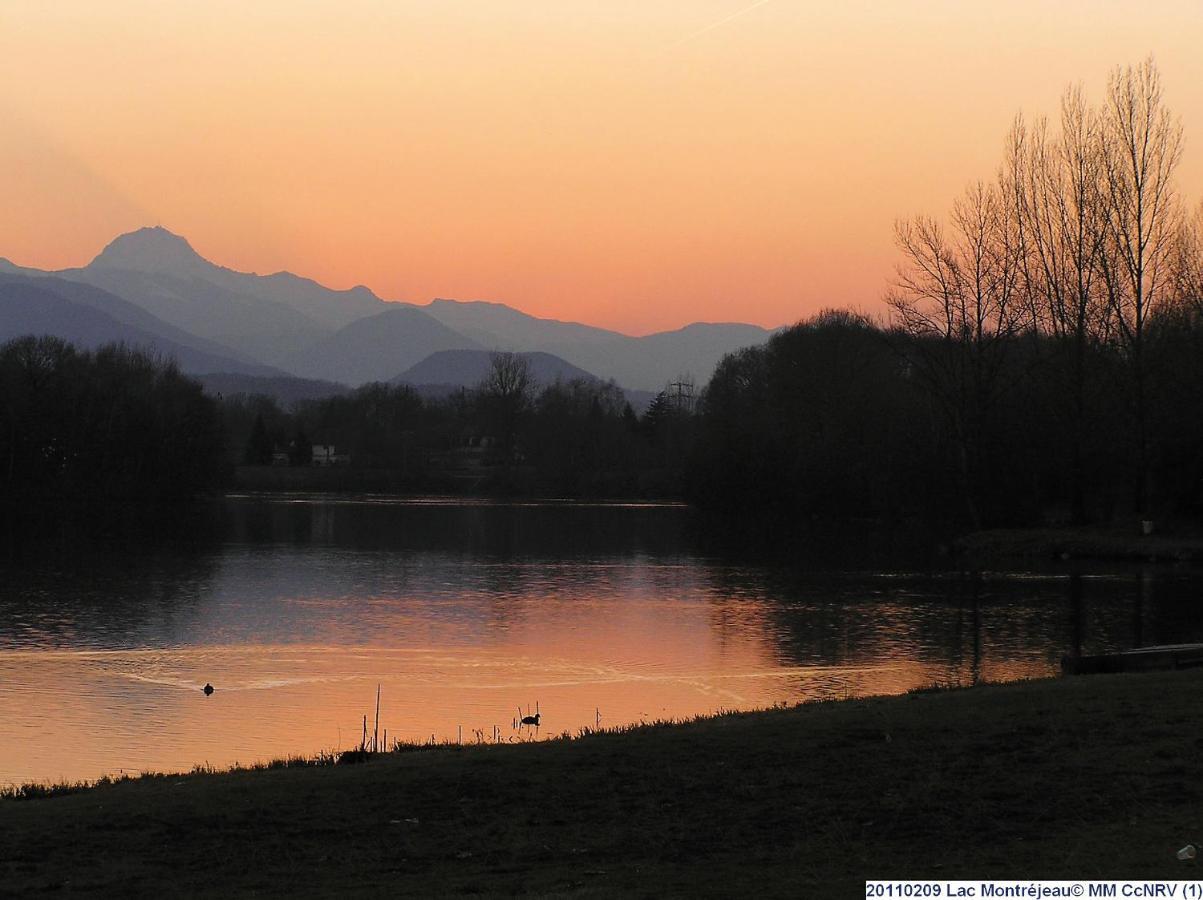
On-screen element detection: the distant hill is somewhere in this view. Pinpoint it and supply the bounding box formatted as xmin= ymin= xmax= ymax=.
xmin=197 ymin=373 xmax=351 ymax=406
xmin=0 ymin=271 xmax=273 ymax=373
xmin=421 ymin=299 xmax=773 ymax=391
xmin=0 ymin=280 xmax=280 ymax=377
xmin=0 ymin=258 xmax=41 ymax=276
xmin=395 ymin=349 xmax=657 ymax=412
xmin=284 ymin=306 xmax=482 ymax=385
xmin=420 ymin=299 xmax=620 ymax=349
xmin=394 ymin=349 xmax=599 ymax=387
xmin=562 ymin=322 xmax=775 ymax=393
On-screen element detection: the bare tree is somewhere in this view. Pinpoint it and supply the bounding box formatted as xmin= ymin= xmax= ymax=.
xmin=889 ymin=183 xmax=1026 ymax=347
xmin=1008 ymin=88 xmax=1112 ymax=521
xmin=480 ymin=351 xmax=533 ymax=404
xmin=478 ymin=351 xmax=533 ymax=461
xmin=888 ymin=179 xmax=1026 ymax=526
xmin=1172 ymin=200 xmax=1203 ymax=317
xmin=1096 ymin=58 xmax=1184 ymax=512
xmin=1012 ymin=89 xmax=1112 ymax=342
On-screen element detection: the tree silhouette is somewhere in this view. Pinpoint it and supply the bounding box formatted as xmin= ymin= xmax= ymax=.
xmin=244 ymin=413 xmax=274 ymax=465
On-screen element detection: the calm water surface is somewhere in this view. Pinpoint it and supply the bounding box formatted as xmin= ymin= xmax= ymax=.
xmin=2 ymin=495 xmax=1202 ymax=785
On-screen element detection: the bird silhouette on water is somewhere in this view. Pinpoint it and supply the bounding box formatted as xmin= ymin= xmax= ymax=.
xmin=203 ymin=683 xmax=214 ymax=696
xmin=519 ymin=702 xmax=541 ymax=726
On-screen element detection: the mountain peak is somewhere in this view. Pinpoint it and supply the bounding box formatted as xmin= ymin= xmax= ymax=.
xmin=89 ymin=226 xmax=210 ymax=275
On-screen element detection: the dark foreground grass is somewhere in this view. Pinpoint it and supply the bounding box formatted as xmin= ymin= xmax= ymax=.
xmin=3 ymin=672 xmax=1203 ymax=898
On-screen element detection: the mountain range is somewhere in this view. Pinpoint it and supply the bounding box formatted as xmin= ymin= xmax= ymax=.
xmin=0 ymin=226 xmax=776 ymax=398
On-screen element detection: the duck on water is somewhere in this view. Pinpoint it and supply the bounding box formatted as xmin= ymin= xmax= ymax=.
xmin=519 ymin=702 xmax=540 ymax=726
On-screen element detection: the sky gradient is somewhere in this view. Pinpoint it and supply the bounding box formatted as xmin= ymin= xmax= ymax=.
xmin=2 ymin=1 xmax=1201 ymax=334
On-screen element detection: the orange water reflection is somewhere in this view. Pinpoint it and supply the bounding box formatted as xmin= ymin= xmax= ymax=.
xmin=2 ymin=498 xmax=1199 ymax=785
xmin=0 ymin=636 xmax=1034 ymax=786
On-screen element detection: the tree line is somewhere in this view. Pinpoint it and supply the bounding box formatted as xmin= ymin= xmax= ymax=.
xmin=0 ymin=336 xmax=223 ymax=506
xmin=220 ymin=354 xmax=696 ymax=497
xmin=0 ymin=334 xmax=696 ymax=507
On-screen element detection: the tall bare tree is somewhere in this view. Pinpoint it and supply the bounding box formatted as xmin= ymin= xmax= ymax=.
xmin=1008 ymin=88 xmax=1112 ymax=521
xmin=1096 ymin=58 xmax=1184 ymax=512
xmin=888 ymin=180 xmax=1026 ymax=526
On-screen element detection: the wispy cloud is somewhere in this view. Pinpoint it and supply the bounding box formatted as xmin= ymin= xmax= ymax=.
xmin=670 ymin=0 xmax=776 ymax=48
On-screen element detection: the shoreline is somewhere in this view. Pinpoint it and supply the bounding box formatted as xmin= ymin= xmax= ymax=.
xmin=0 ymin=705 xmax=782 ymax=802
xmin=954 ymin=526 xmax=1203 ymax=563
xmin=3 ymin=671 xmax=1201 ymax=895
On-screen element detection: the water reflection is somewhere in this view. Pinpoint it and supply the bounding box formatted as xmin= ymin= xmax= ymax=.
xmin=2 ymin=495 xmax=1202 ymax=785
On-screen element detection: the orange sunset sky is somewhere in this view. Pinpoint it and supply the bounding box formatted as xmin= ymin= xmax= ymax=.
xmin=1 ymin=1 xmax=1201 ymax=334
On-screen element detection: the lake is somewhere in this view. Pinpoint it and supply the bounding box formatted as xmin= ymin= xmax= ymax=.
xmin=2 ymin=495 xmax=1202 ymax=786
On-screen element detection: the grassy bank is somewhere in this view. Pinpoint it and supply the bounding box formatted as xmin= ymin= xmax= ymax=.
xmin=954 ymin=525 xmax=1203 ymax=563
xmin=3 ymin=672 xmax=1202 ymax=897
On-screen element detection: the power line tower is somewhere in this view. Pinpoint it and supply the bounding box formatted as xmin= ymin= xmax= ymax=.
xmin=667 ymin=377 xmax=695 ymax=415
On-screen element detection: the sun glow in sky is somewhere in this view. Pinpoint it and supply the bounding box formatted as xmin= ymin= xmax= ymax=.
xmin=1 ymin=1 xmax=1201 ymax=333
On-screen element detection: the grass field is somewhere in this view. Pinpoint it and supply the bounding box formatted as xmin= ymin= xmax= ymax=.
xmin=2 ymin=671 xmax=1201 ymax=898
